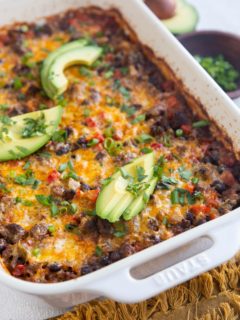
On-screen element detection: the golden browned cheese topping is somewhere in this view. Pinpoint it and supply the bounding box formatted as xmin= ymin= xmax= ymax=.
xmin=0 ymin=7 xmax=239 ymax=282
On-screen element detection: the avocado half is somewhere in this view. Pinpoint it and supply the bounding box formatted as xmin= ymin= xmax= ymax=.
xmin=161 ymin=0 xmax=199 ymax=34
xmin=0 ymin=106 xmax=63 ymax=161
xmin=41 ymin=40 xmax=102 ymax=99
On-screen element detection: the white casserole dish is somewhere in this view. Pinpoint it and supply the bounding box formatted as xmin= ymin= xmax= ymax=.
xmin=0 ymin=0 xmax=240 ymax=309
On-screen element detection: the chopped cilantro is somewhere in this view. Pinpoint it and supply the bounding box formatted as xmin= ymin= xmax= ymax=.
xmin=178 ymin=166 xmax=192 ymax=181
xmin=35 ymin=194 xmax=53 ymax=206
xmin=170 ymin=188 xmax=203 ymax=206
xmin=120 ymin=104 xmax=136 ymax=116
xmin=0 ymin=104 xmax=9 ymax=111
xmin=52 ymin=129 xmax=67 ymax=142
xmin=87 ymin=138 xmax=99 ymax=147
xmin=136 ymin=133 xmax=153 ymax=143
xmin=136 ymin=166 xmax=147 ymax=182
xmin=21 ymin=113 xmax=47 ymax=138
xmin=79 ymin=66 xmax=92 ymax=77
xmin=13 ymin=77 xmax=23 ymax=90
xmin=95 ymin=246 xmax=103 ymax=256
xmin=14 ymin=170 xmax=40 ymax=189
xmin=131 ymin=114 xmax=146 ymax=124
xmin=141 ymin=147 xmax=153 ymax=154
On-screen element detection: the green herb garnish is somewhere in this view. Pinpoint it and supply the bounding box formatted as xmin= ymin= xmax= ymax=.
xmin=192 ymin=120 xmax=209 ymax=128
xmin=195 ymin=54 xmax=239 ymax=91
xmin=21 ymin=113 xmax=47 ymax=138
xmin=103 ymin=138 xmax=122 ymax=156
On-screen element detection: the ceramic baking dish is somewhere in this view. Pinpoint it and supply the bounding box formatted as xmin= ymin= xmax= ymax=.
xmin=0 ymin=0 xmax=240 ymax=309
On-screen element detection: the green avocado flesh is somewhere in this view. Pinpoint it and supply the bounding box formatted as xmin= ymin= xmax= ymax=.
xmin=41 ymin=39 xmax=88 ymax=98
xmin=96 ymin=152 xmax=156 ymax=223
xmin=162 ymin=0 xmax=198 ymax=34
xmin=123 ymin=177 xmax=158 ymax=221
xmin=0 ymin=106 xmax=63 ymax=161
xmin=41 ymin=41 xmax=102 ymax=99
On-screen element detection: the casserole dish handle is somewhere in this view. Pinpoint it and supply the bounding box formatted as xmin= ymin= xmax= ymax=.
xmin=85 ymin=221 xmax=240 ymax=303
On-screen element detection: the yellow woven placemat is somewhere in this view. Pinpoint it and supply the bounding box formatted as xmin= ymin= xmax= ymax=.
xmin=54 ymin=254 xmax=240 ymax=320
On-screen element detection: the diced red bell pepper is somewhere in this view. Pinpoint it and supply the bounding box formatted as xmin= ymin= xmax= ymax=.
xmin=47 ymin=170 xmax=60 ymax=183
xmin=184 ymin=183 xmax=195 ymax=194
xmin=190 ymin=204 xmax=211 ymax=215
xmin=181 ymin=124 xmax=192 ymax=134
xmin=166 ymin=96 xmax=179 ymax=108
xmin=86 ymin=189 xmax=100 ymax=202
xmin=85 ymin=118 xmax=97 ymax=128
xmin=150 ymin=142 xmax=163 ymax=150
xmin=93 ymin=132 xmax=105 ymax=143
xmin=161 ymin=80 xmax=175 ymax=92
xmin=114 ymin=69 xmax=122 ymax=79
xmin=12 ymin=264 xmax=25 ymax=276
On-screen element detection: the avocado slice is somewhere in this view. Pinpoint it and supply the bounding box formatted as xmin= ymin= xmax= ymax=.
xmin=0 ymin=106 xmax=63 ymax=161
xmin=43 ymin=45 xmax=102 ymax=99
xmin=123 ymin=177 xmax=158 ymax=221
xmin=41 ymin=39 xmax=88 ymax=99
xmin=96 ymin=152 xmax=155 ymax=222
xmin=162 ymin=0 xmax=198 ymax=35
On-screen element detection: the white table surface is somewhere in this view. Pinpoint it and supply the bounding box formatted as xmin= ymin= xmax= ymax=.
xmin=1 ymin=1 xmax=240 ymax=319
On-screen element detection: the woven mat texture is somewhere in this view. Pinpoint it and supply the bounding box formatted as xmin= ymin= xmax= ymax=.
xmin=54 ymin=254 xmax=240 ymax=320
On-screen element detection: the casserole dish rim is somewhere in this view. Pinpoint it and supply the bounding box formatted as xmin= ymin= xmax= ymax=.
xmin=0 ymin=0 xmax=240 ymax=305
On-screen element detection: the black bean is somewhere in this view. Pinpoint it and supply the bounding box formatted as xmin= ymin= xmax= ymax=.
xmin=95 ymin=151 xmax=106 ymax=161
xmin=186 ymin=212 xmax=194 ymax=224
xmin=148 ymin=235 xmax=161 ymax=244
xmin=232 ymin=162 xmax=240 ymax=182
xmin=76 ymin=137 xmax=88 ymax=149
xmin=30 ymin=224 xmax=48 ymax=240
xmin=119 ymin=243 xmax=135 ymax=258
xmin=148 ymin=70 xmax=164 ymax=90
xmin=26 ymin=85 xmax=40 ymax=96
xmin=0 ymin=238 xmax=7 ymax=253
xmin=55 ymin=144 xmax=71 ymax=156
xmin=82 ymin=219 xmax=98 ymax=234
xmin=7 ymin=104 xmax=29 ymax=117
xmin=180 ymin=219 xmax=191 ymax=229
xmin=80 ymin=183 xmax=91 ymax=191
xmin=65 ymin=127 xmax=74 ymax=137
xmin=97 ymin=218 xmax=114 ymax=236
xmin=48 ymin=263 xmax=62 ymax=272
xmin=34 ymin=24 xmax=53 ymax=36
xmin=81 ymin=265 xmax=93 ymax=276
xmin=63 ymin=189 xmax=76 ymax=201
xmin=109 ymin=251 xmax=121 ymax=262
xmin=210 ymin=180 xmax=228 ymax=194
xmin=168 ymin=111 xmax=191 ymax=130
xmin=147 ymin=218 xmax=159 ymax=231
xmin=12 ymin=64 xmax=31 ymax=75
xmin=99 ymin=256 xmax=110 ymax=266
xmin=150 ymin=120 xmax=165 ymax=136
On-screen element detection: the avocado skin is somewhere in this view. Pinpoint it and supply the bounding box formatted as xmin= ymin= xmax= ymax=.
xmin=41 ymin=39 xmax=88 ymax=99
xmin=162 ymin=0 xmax=199 ymax=35
xmin=0 ymin=106 xmax=63 ymax=161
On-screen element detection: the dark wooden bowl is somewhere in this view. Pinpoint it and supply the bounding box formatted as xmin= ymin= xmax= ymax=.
xmin=178 ymin=31 xmax=240 ymax=99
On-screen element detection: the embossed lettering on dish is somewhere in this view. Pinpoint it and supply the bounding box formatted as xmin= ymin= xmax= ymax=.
xmin=153 ymin=254 xmax=210 ymax=287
